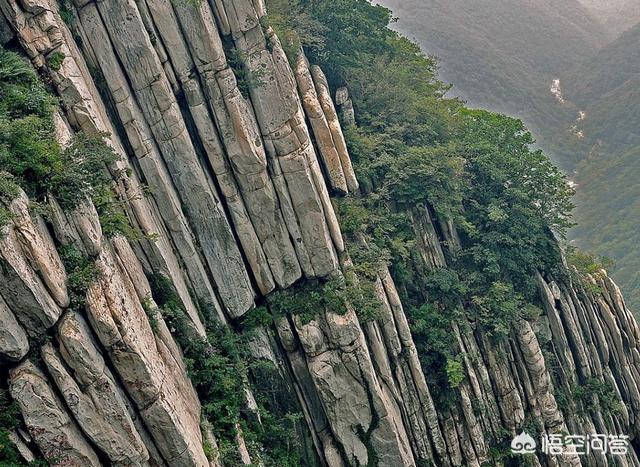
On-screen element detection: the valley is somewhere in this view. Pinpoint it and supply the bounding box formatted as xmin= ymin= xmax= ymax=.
xmin=378 ymin=0 xmax=640 ymax=311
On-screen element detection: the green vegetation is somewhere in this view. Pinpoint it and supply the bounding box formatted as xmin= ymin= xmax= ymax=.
xmin=262 ymin=0 xmax=325 ymax=61
xmin=239 ymin=306 xmax=275 ymax=331
xmin=567 ymin=248 xmax=615 ymax=277
xmin=57 ymin=244 xmax=98 ymax=310
xmin=268 ymin=273 xmax=383 ymax=324
xmin=147 ymin=274 xmax=303 ymax=465
xmin=0 ymin=389 xmax=46 ymax=466
xmin=268 ymin=276 xmax=349 ymax=324
xmin=445 ymin=358 xmax=464 ymax=389
xmin=0 ymin=173 xmax=19 ymax=230
xmin=0 ymin=389 xmax=24 ymax=466
xmin=0 ymin=46 xmax=134 ymax=239
xmin=566 ymin=247 xmax=615 ymax=294
xmin=0 ymin=49 xmax=59 ymax=203
xmin=223 ymin=45 xmax=268 ymax=99
xmin=266 ymin=0 xmax=576 ymax=405
xmin=46 ymin=52 xmax=65 ymax=71
xmin=48 ymin=132 xmax=117 ymax=209
xmin=573 ymin=378 xmax=623 ymax=416
xmin=58 ymin=0 xmax=75 ymax=25
xmin=141 ymin=297 xmax=160 ymax=333
xmin=556 ymin=378 xmax=622 ymax=418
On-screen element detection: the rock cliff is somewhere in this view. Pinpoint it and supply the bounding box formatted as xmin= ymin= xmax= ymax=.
xmin=0 ymin=0 xmax=638 ymax=466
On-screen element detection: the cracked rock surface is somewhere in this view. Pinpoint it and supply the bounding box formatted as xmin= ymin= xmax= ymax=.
xmin=0 ymin=1 xmax=639 ymax=466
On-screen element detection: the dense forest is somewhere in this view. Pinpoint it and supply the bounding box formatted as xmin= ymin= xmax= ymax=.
xmin=266 ymin=0 xmax=578 ymax=407
xmin=378 ymin=0 xmax=640 ymax=312
xmin=1 ymin=0 xmax=638 ymax=464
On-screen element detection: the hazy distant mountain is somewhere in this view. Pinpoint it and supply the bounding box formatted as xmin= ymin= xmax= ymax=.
xmin=377 ymin=0 xmax=606 ymax=168
xmin=571 ymin=144 xmax=640 ymax=313
xmin=376 ymin=0 xmax=607 ymax=99
xmin=564 ymin=24 xmax=640 ymax=310
xmin=564 ymin=23 xmax=640 ymax=153
xmin=376 ymin=0 xmax=640 ymax=310
xmin=577 ymin=0 xmax=640 ymax=37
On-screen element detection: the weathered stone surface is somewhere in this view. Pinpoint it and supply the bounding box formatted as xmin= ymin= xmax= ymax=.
xmin=310 ymin=65 xmax=359 ymax=193
xmin=294 ymin=308 xmax=415 ymax=466
xmin=171 ymin=0 xmax=302 ymax=290
xmin=514 ymin=319 xmax=565 ymax=431
xmin=220 ymin=8 xmax=344 ymax=271
xmin=92 ymin=0 xmax=255 ymax=317
xmin=2 ymin=0 xmax=211 ymax=331
xmin=277 ymin=140 xmax=340 ymax=274
xmin=8 ymin=191 xmax=69 ymax=306
xmin=335 ymin=86 xmax=355 ymax=127
xmin=0 ymin=203 xmax=63 ymax=335
xmin=42 ymin=312 xmax=150 ymax=465
xmin=411 ymin=203 xmax=447 ymax=271
xmin=295 ymin=53 xmax=349 ymax=194
xmin=143 ymin=0 xmax=275 ymax=295
xmin=0 ymin=294 xmax=29 ymax=362
xmin=85 ymin=243 xmax=208 ymax=466
xmin=9 ymin=361 xmax=102 ymax=466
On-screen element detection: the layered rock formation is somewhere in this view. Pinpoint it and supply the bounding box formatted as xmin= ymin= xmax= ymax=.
xmin=0 ymin=0 xmax=639 ymax=466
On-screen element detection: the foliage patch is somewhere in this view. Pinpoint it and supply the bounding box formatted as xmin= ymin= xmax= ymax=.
xmin=147 ymin=274 xmax=303 ymax=465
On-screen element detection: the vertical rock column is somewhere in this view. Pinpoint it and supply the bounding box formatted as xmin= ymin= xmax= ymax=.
xmin=295 ymin=53 xmax=350 ymax=195
xmin=0 ymin=0 xmax=214 ymax=332
xmin=143 ymin=0 xmax=303 ymax=291
xmin=215 ymin=0 xmax=343 ymax=277
xmin=309 ymin=65 xmax=359 ymax=194
xmin=0 ymin=192 xmax=67 ymax=336
xmin=9 ymin=362 xmax=103 ymax=466
xmin=75 ymin=0 xmax=255 ymax=317
xmin=0 ymin=295 xmax=29 ymax=362
xmin=41 ymin=313 xmax=150 ymax=465
xmin=279 ymin=307 xmax=417 ymax=466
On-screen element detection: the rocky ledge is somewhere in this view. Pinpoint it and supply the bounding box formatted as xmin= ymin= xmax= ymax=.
xmin=0 ymin=0 xmax=639 ymax=466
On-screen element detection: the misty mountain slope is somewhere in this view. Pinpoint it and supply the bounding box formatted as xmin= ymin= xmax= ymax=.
xmin=563 ymin=24 xmax=640 ymax=310
xmin=578 ymin=0 xmax=640 ymax=37
xmin=380 ymin=0 xmax=606 ymax=110
xmin=564 ymin=23 xmax=640 ymax=154
xmin=571 ymin=144 xmax=640 ymax=311
xmin=377 ymin=0 xmax=606 ymax=168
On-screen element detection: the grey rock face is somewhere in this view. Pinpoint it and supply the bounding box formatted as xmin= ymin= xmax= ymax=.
xmin=1 ymin=1 xmax=640 ymax=466
xmin=42 ymin=313 xmax=150 ymax=465
xmin=0 ymin=193 xmax=65 ymax=335
xmin=0 ymin=295 xmax=29 ymax=362
xmin=335 ymin=86 xmax=355 ymax=128
xmin=309 ymin=65 xmax=359 ymax=193
xmin=9 ymin=362 xmax=102 ymax=466
xmin=295 ymin=54 xmax=350 ymax=194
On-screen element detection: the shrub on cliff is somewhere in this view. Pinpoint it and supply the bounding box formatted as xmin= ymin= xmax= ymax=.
xmin=0 ymin=389 xmax=46 ymax=466
xmin=268 ymin=0 xmax=576 ymax=400
xmin=0 ymin=46 xmax=135 ymax=239
xmin=147 ymin=274 xmax=303 ymax=465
